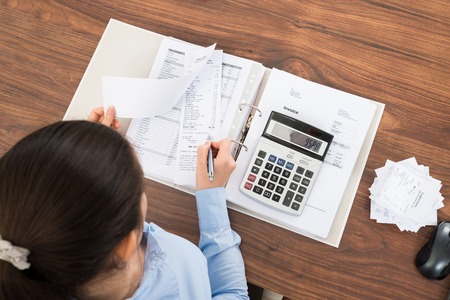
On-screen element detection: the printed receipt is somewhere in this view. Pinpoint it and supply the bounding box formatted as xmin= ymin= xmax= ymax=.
xmin=175 ymin=51 xmax=223 ymax=187
xmin=370 ymin=158 xmax=443 ymax=230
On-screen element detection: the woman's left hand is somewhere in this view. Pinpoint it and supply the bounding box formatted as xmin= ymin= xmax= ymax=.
xmin=88 ymin=106 xmax=121 ymax=130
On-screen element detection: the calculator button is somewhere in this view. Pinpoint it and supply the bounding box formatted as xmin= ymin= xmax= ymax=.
xmin=286 ymin=162 xmax=294 ymax=170
xmin=270 ymin=174 xmax=279 ymax=183
xmin=305 ymin=170 xmax=314 ymax=178
xmin=265 ymin=162 xmax=274 ymax=171
xmin=253 ymin=186 xmax=263 ymax=195
xmin=255 ymin=158 xmax=263 ymax=166
xmin=275 ymin=186 xmax=284 ymax=194
xmin=257 ymin=150 xmax=266 ymax=158
xmin=298 ymin=186 xmax=307 ymax=194
xmin=268 ymin=155 xmax=277 ymax=163
xmin=263 ymin=190 xmax=272 ymax=198
xmin=274 ymin=166 xmax=282 ymax=174
xmin=279 ymin=178 xmax=287 ymax=186
xmin=282 ymin=191 xmax=294 ymax=207
xmin=251 ymin=166 xmax=260 ymax=174
xmin=293 ymin=174 xmax=301 ymax=182
xmin=267 ymin=182 xmax=275 ymax=190
xmin=289 ymin=182 xmax=298 ymax=191
xmin=247 ymin=174 xmax=256 ymax=182
xmin=261 ymin=170 xmax=270 ymax=179
xmin=277 ymin=158 xmax=286 ymax=167
xmin=301 ymin=178 xmax=310 ymax=186
xmin=296 ymin=166 xmax=305 ymax=174
xmin=272 ymin=194 xmax=280 ymax=202
xmin=291 ymin=202 xmax=300 ymax=211
xmin=258 ymin=178 xmax=267 ymax=187
xmin=244 ymin=182 xmax=253 ymax=190
xmin=282 ymin=170 xmax=291 ymax=178
xmin=295 ymin=194 xmax=303 ymax=202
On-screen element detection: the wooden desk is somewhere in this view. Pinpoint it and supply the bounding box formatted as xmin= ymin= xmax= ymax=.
xmin=1 ymin=1 xmax=449 ymax=299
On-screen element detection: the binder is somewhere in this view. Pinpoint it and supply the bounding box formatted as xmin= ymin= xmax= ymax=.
xmin=64 ymin=19 xmax=385 ymax=247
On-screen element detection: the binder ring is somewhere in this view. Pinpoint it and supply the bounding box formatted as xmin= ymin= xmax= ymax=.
xmin=231 ymin=140 xmax=248 ymax=151
xmin=238 ymin=103 xmax=262 ymax=117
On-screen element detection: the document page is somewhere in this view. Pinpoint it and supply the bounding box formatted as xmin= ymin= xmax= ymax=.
xmin=226 ymin=69 xmax=377 ymax=238
xmin=217 ymin=54 xmax=262 ymax=139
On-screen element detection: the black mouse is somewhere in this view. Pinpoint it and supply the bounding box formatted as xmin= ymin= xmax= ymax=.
xmin=416 ymin=221 xmax=450 ymax=280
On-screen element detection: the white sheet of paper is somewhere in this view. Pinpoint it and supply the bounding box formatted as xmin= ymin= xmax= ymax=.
xmin=226 ymin=68 xmax=377 ymax=238
xmin=102 ymin=41 xmax=216 ymax=118
xmin=217 ymin=54 xmax=258 ymax=138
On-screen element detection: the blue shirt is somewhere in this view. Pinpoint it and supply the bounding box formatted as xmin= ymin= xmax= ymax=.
xmin=130 ymin=187 xmax=249 ymax=299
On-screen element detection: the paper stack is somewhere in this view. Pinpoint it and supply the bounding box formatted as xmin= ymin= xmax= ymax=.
xmin=369 ymin=158 xmax=444 ymax=232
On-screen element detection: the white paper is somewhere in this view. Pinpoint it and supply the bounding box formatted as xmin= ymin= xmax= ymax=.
xmin=226 ymin=68 xmax=377 ymax=238
xmin=369 ymin=157 xmax=444 ymax=232
xmin=102 ymin=41 xmax=216 ymax=118
xmin=217 ymin=54 xmax=258 ymax=139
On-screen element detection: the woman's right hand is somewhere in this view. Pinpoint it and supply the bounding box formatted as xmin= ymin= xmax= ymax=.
xmin=196 ymin=139 xmax=236 ymax=191
xmin=87 ymin=106 xmax=121 ymax=130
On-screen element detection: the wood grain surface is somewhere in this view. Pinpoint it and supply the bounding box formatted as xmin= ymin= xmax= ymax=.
xmin=1 ymin=1 xmax=449 ymax=299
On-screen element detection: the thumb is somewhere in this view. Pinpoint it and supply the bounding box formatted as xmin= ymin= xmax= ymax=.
xmin=102 ymin=106 xmax=116 ymax=127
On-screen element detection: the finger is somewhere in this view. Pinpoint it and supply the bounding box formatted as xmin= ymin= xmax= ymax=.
xmin=87 ymin=106 xmax=105 ymax=122
xmin=214 ymin=139 xmax=232 ymax=158
xmin=196 ymin=141 xmax=211 ymax=173
xmin=111 ymin=119 xmax=121 ymax=130
xmin=102 ymin=106 xmax=116 ymax=127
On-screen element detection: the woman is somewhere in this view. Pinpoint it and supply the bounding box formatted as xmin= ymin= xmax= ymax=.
xmin=0 ymin=107 xmax=249 ymax=299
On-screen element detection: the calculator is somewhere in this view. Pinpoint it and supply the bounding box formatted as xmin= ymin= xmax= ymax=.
xmin=240 ymin=111 xmax=334 ymax=215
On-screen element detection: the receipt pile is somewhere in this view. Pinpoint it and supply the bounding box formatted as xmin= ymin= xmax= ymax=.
xmin=369 ymin=158 xmax=444 ymax=232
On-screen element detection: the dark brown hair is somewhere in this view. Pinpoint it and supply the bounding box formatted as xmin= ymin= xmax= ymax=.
xmin=0 ymin=121 xmax=144 ymax=299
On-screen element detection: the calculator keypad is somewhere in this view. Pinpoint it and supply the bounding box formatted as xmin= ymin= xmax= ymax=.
xmin=240 ymin=139 xmax=323 ymax=216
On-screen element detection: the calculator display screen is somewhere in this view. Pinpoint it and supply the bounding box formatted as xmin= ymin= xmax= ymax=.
xmin=266 ymin=120 xmax=328 ymax=155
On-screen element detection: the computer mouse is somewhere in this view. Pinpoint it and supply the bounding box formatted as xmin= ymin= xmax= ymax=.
xmin=416 ymin=221 xmax=450 ymax=280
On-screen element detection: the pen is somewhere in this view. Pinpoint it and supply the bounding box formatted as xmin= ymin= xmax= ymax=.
xmin=208 ymin=141 xmax=214 ymax=182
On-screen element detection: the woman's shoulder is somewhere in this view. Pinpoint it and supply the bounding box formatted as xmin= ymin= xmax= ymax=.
xmin=147 ymin=223 xmax=203 ymax=258
xmin=130 ymin=223 xmax=211 ymax=299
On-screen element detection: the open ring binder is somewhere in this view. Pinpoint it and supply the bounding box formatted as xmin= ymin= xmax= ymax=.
xmin=231 ymin=140 xmax=248 ymax=152
xmin=63 ymin=19 xmax=384 ymax=248
xmin=239 ymin=103 xmax=262 ymax=117
xmin=231 ymin=110 xmax=262 ymax=159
